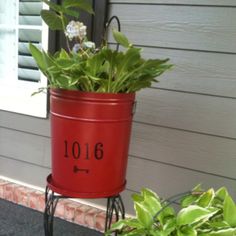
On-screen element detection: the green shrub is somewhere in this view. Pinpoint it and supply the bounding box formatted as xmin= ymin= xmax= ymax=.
xmin=106 ymin=186 xmax=236 ymax=236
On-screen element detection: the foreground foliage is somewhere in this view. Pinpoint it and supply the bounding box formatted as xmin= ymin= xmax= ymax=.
xmin=30 ymin=0 xmax=172 ymax=93
xmin=106 ymin=186 xmax=236 ymax=236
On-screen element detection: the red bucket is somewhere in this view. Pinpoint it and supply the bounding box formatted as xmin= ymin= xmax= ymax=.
xmin=47 ymin=89 xmax=135 ymax=198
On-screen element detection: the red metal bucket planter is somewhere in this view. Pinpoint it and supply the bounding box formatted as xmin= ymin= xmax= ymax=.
xmin=47 ymin=89 xmax=135 ymax=198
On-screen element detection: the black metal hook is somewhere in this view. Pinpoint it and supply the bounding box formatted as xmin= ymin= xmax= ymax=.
xmin=104 ymin=15 xmax=121 ymax=52
xmin=153 ymin=191 xmax=191 ymax=221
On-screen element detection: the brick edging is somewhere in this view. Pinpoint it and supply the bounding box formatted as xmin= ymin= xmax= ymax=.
xmin=0 ymin=179 xmax=106 ymax=232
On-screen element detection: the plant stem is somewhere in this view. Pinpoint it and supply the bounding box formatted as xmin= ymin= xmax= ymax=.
xmin=74 ymin=37 xmax=89 ymax=58
xmin=108 ymin=56 xmax=114 ymax=93
xmin=60 ymin=13 xmax=72 ymax=53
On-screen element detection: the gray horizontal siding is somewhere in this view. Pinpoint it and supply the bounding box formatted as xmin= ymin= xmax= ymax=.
xmin=0 ymin=127 xmax=50 ymax=168
xmin=130 ymin=123 xmax=236 ymax=179
xmin=126 ymin=157 xmax=236 ymax=198
xmin=0 ymin=110 xmax=50 ymax=137
xmin=110 ymin=0 xmax=236 ymax=7
xmin=0 ymin=110 xmax=51 ymax=195
xmin=0 ymin=154 xmax=50 ymax=188
xmin=141 ymin=47 xmax=236 ymax=98
xmin=109 ymin=4 xmax=236 ymax=53
xmin=136 ymin=89 xmax=236 ymax=138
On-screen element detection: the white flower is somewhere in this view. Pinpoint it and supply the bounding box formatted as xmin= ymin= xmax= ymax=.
xmin=72 ymin=43 xmax=81 ymax=53
xmin=65 ymin=21 xmax=87 ymax=40
xmin=83 ymin=41 xmax=95 ymax=49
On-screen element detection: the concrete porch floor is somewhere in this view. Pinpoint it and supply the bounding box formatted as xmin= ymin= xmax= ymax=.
xmin=0 ymin=198 xmax=103 ymax=236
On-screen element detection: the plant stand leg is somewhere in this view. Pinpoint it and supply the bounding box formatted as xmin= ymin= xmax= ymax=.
xmin=105 ymin=195 xmax=125 ymax=234
xmin=44 ymin=186 xmax=59 ymax=236
xmin=44 ymin=186 xmax=125 ymax=235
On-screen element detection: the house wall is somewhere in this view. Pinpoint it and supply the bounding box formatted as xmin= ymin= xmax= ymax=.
xmin=108 ymin=0 xmax=236 ymax=210
xmin=0 ymin=0 xmax=236 ymax=214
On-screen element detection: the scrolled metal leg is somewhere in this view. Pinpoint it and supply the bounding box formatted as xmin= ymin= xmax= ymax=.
xmin=44 ymin=187 xmax=59 ymax=236
xmin=105 ymin=195 xmax=125 ymax=235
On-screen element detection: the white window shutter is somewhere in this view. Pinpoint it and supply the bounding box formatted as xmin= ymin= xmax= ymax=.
xmin=18 ymin=0 xmax=42 ymax=82
xmin=0 ymin=0 xmax=48 ymax=118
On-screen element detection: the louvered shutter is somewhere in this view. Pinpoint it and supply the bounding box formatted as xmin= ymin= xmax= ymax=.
xmin=0 ymin=0 xmax=16 ymax=81
xmin=18 ymin=0 xmax=42 ymax=82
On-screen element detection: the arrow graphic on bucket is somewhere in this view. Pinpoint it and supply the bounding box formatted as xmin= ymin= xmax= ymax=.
xmin=73 ymin=165 xmax=89 ymax=174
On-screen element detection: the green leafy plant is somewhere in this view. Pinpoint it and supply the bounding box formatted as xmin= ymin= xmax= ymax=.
xmin=30 ymin=0 xmax=172 ymax=93
xmin=106 ymin=186 xmax=236 ymax=236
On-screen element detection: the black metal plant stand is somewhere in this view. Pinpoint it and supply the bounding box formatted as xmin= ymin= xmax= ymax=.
xmin=44 ymin=186 xmax=125 ymax=236
xmin=105 ymin=194 xmax=125 ymax=232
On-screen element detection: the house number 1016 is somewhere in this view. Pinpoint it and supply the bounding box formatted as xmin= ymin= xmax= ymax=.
xmin=64 ymin=140 xmax=104 ymax=160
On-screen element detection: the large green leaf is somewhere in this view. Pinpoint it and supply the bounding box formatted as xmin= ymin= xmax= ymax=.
xmin=123 ymin=228 xmax=149 ymax=236
xmin=177 ymin=227 xmax=197 ymax=236
xmin=42 ymin=0 xmax=63 ymax=12
xmin=134 ymin=202 xmax=153 ymax=228
xmin=141 ymin=188 xmax=160 ymax=201
xmin=223 ymin=195 xmax=236 ymax=227
xmin=177 ymin=205 xmax=217 ymax=226
xmin=216 ymin=187 xmax=228 ymax=201
xmin=62 ymin=8 xmax=80 ymax=18
xmin=197 ymin=188 xmax=215 ymax=208
xmin=54 ymin=74 xmax=78 ymax=89
xmin=108 ymin=218 xmax=143 ymax=234
xmin=181 ymin=195 xmax=199 ymax=208
xmin=112 ymin=29 xmax=131 ymax=48
xmin=199 ymin=228 xmax=236 ymax=236
xmin=111 ymin=47 xmax=141 ymax=91
xmin=143 ymin=196 xmax=162 ymax=217
xmin=162 ymin=218 xmax=177 ymax=235
xmin=132 ymin=193 xmax=144 ymax=203
xmin=41 ymin=10 xmax=63 ymax=30
xmin=85 ymin=52 xmax=105 ymax=77
xmin=149 ymin=229 xmax=168 ymax=236
xmin=42 ymin=51 xmax=55 ymax=67
xmin=108 ymin=219 xmax=128 ymax=231
xmin=29 ymin=43 xmax=46 ymax=73
xmin=209 ymin=221 xmax=230 ymax=228
xmin=59 ymin=49 xmax=70 ymax=59
xmin=54 ymin=58 xmax=75 ymax=69
xmin=62 ymin=0 xmax=94 ymax=14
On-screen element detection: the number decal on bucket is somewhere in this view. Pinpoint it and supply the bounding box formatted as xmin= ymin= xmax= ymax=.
xmin=94 ymin=143 xmax=104 ymax=160
xmin=64 ymin=140 xmax=104 ymax=160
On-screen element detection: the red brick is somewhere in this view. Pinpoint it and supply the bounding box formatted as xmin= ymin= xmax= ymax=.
xmin=3 ymin=183 xmax=17 ymax=202
xmin=55 ymin=199 xmax=67 ymax=218
xmin=64 ymin=201 xmax=78 ymax=222
xmin=84 ymin=208 xmax=99 ymax=229
xmin=0 ymin=187 xmax=3 ymax=198
xmin=29 ymin=191 xmax=44 ymax=211
xmin=37 ymin=193 xmax=45 ymax=212
xmin=13 ymin=186 xmax=29 ymax=207
xmin=0 ymin=178 xmax=109 ymax=232
xmin=0 ymin=181 xmax=8 ymax=198
xmin=74 ymin=205 xmax=90 ymax=225
xmin=95 ymin=211 xmax=106 ymax=232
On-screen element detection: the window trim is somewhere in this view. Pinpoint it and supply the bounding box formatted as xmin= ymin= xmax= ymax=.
xmin=0 ymin=0 xmax=109 ymax=118
xmin=0 ymin=1 xmax=49 ymax=118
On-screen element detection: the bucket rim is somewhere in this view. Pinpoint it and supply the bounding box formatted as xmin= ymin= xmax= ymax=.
xmin=47 ymin=174 xmax=126 ymax=198
xmin=50 ymin=88 xmax=135 ymax=101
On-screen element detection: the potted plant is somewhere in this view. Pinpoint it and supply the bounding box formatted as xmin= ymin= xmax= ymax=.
xmin=30 ymin=0 xmax=172 ymax=198
xmin=106 ymin=185 xmax=236 ymax=235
